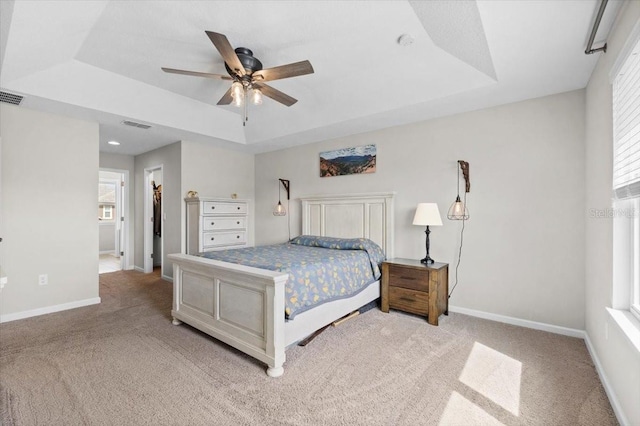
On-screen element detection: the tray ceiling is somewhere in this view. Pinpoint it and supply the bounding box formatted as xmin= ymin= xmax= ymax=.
xmin=0 ymin=0 xmax=621 ymax=155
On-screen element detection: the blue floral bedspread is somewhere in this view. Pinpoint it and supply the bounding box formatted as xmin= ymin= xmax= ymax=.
xmin=200 ymin=236 xmax=385 ymax=319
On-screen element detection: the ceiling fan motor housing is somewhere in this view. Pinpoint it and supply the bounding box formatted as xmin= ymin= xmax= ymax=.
xmin=225 ymin=47 xmax=263 ymax=78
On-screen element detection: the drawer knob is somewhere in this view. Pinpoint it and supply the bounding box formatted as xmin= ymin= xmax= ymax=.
xmin=236 ymin=235 xmax=240 ymax=238
xmin=237 ymin=221 xmax=240 ymax=225
xmin=211 ymin=222 xmax=215 ymax=225
xmin=237 ymin=206 xmax=240 ymax=210
xmin=211 ymin=237 xmax=215 ymax=241
xmin=211 ymin=206 xmax=215 ymax=209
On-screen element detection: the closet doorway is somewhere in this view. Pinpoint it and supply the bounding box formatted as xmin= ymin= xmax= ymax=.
xmin=144 ymin=165 xmax=163 ymax=273
xmin=98 ymin=169 xmax=128 ymax=274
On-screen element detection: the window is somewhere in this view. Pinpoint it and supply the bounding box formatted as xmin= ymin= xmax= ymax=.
xmin=612 ymin=31 xmax=640 ymax=321
xmin=98 ymin=181 xmax=116 ymax=222
xmin=102 ymin=205 xmax=113 ymax=220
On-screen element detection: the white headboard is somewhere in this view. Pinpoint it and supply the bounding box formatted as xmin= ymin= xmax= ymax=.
xmin=299 ymin=192 xmax=395 ymax=258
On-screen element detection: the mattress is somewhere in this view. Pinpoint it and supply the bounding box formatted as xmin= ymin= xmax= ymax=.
xmin=200 ymin=235 xmax=385 ymax=319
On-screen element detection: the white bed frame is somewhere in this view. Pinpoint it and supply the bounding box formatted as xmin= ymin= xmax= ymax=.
xmin=168 ymin=192 xmax=394 ymax=377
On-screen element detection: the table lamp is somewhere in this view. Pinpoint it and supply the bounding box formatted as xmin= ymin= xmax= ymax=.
xmin=413 ymin=203 xmax=443 ymax=264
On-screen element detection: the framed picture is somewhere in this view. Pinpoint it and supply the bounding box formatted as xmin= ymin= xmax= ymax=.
xmin=320 ymin=144 xmax=376 ymax=177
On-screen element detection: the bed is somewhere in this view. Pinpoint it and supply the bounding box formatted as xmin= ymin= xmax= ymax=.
xmin=168 ymin=192 xmax=394 ymax=377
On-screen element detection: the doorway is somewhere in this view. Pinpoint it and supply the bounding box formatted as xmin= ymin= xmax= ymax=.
xmin=98 ymin=169 xmax=128 ymax=274
xmin=144 ymin=165 xmax=163 ymax=274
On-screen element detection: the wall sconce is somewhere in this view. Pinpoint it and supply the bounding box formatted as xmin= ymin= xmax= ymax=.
xmin=273 ymin=179 xmax=290 ymax=216
xmin=413 ymin=203 xmax=443 ymax=264
xmin=447 ymin=160 xmax=470 ymax=220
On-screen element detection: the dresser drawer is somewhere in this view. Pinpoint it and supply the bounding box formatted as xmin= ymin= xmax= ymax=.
xmin=389 ymin=265 xmax=429 ymax=292
xmin=202 ymin=231 xmax=246 ymax=248
xmin=203 ymin=201 xmax=247 ymax=215
xmin=202 ymin=217 xmax=246 ymax=231
xmin=388 ymin=286 xmax=429 ymax=316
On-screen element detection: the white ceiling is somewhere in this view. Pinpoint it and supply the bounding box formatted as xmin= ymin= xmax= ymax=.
xmin=0 ymin=0 xmax=622 ymax=156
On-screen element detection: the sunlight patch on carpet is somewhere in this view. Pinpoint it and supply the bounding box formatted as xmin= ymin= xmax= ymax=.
xmin=459 ymin=341 xmax=522 ymax=416
xmin=438 ymin=391 xmax=505 ymax=426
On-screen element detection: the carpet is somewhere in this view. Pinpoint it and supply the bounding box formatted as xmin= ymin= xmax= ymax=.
xmin=0 ymin=270 xmax=617 ymax=425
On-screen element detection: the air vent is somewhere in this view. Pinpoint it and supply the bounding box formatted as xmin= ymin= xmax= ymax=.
xmin=0 ymin=91 xmax=23 ymax=105
xmin=121 ymin=120 xmax=151 ymax=130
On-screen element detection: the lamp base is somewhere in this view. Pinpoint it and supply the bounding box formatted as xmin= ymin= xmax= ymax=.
xmin=420 ymin=256 xmax=435 ymax=265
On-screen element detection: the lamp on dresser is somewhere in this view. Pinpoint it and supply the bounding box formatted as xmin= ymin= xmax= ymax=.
xmin=412 ymin=203 xmax=443 ymax=264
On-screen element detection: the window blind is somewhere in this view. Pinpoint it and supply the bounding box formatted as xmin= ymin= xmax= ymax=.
xmin=613 ymin=36 xmax=640 ymax=200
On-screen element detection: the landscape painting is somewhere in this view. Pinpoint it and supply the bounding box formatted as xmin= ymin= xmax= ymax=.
xmin=320 ymin=144 xmax=377 ymax=177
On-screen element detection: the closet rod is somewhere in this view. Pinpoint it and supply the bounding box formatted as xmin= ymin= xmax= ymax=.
xmin=585 ymin=0 xmax=608 ymax=55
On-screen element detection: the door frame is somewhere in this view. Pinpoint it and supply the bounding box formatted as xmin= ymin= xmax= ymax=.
xmin=144 ymin=165 xmax=163 ymax=273
xmin=99 ymin=168 xmax=130 ymax=270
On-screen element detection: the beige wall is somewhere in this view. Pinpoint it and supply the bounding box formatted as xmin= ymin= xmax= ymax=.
xmin=134 ymin=142 xmax=181 ymax=279
xmin=180 ymin=140 xmax=255 ymax=248
xmin=585 ymin=2 xmax=640 ymax=425
xmin=256 ymin=90 xmax=586 ymax=330
xmin=0 ymin=104 xmax=99 ymax=318
xmin=133 ymin=140 xmax=255 ymax=279
xmin=100 ymin=152 xmax=135 ymax=269
xmin=99 ymin=223 xmax=116 ymax=252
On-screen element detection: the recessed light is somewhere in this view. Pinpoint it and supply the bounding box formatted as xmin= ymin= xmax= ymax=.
xmin=108 ymin=140 xmax=120 ymax=146
xmin=397 ymin=34 xmax=414 ymax=47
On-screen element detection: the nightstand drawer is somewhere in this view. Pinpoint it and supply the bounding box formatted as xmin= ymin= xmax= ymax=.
xmin=388 ymin=286 xmax=429 ymax=316
xmin=389 ymin=265 xmax=428 ymax=292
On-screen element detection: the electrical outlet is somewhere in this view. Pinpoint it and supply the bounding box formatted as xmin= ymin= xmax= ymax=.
xmin=38 ymin=274 xmax=48 ymax=286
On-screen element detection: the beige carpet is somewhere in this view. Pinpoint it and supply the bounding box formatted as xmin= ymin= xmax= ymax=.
xmin=0 ymin=270 xmax=616 ymax=425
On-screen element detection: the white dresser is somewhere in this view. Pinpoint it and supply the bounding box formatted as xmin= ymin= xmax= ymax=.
xmin=185 ymin=197 xmax=248 ymax=254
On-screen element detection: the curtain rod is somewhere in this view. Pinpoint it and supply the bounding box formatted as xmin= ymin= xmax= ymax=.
xmin=585 ymin=0 xmax=608 ymax=54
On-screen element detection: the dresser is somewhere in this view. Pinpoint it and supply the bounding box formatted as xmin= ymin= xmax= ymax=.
xmin=185 ymin=197 xmax=248 ymax=254
xmin=381 ymin=258 xmax=449 ymax=326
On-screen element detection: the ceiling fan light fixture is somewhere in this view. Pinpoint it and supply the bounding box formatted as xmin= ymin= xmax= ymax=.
xmin=231 ymin=82 xmax=244 ymax=107
xmin=251 ymin=88 xmax=263 ymax=105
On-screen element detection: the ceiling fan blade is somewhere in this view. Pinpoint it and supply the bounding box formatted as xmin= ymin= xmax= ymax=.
xmin=253 ymin=82 xmax=297 ymax=107
xmin=217 ymin=86 xmax=234 ymax=105
xmin=162 ymin=67 xmax=232 ymax=80
xmin=252 ymin=60 xmax=314 ymax=82
xmin=205 ymin=31 xmax=245 ymax=76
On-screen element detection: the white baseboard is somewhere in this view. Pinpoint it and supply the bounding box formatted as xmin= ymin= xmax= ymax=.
xmin=448 ymin=305 xmax=586 ymax=338
xmin=584 ymin=333 xmax=630 ymax=426
xmin=161 ymin=274 xmax=173 ymax=283
xmin=99 ymin=250 xmax=116 ymax=255
xmin=134 ymin=266 xmax=145 ymax=273
xmin=0 ymin=297 xmax=101 ymax=323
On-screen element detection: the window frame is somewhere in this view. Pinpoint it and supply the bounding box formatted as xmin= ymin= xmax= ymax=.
xmin=102 ymin=205 xmax=113 ymax=220
xmin=611 ymin=20 xmax=640 ymax=322
xmin=631 ymin=198 xmax=640 ymax=321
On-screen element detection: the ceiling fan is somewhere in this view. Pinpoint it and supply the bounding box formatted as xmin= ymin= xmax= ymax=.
xmin=162 ymin=31 xmax=314 ymax=125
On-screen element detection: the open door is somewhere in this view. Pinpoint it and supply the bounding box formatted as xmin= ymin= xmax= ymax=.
xmin=144 ymin=165 xmax=163 ymax=274
xmin=99 ymin=169 xmax=128 ymax=274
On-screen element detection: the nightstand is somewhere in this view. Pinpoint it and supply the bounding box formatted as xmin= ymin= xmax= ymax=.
xmin=381 ymin=258 xmax=449 ymax=326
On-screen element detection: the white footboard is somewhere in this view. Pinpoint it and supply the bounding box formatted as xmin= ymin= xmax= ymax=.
xmin=168 ymin=253 xmax=289 ymax=377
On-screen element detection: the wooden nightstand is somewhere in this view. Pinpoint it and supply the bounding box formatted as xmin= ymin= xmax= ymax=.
xmin=381 ymin=258 xmax=449 ymax=326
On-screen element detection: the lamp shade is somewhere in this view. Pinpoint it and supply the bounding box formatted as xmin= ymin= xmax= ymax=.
xmin=447 ymin=195 xmax=469 ymax=220
xmin=412 ymin=203 xmax=443 ymax=226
